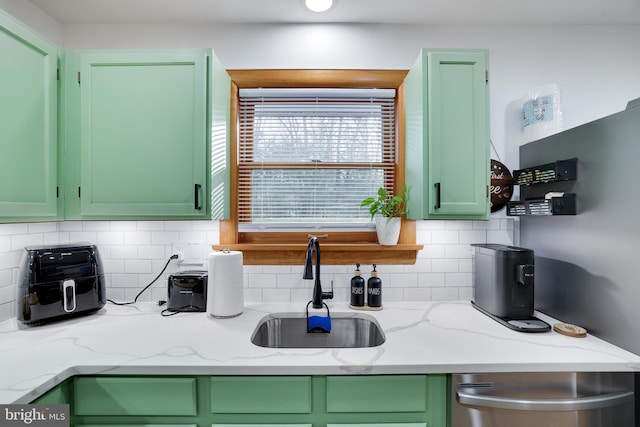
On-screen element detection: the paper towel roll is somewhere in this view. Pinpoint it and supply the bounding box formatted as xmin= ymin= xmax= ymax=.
xmin=207 ymin=250 xmax=244 ymax=318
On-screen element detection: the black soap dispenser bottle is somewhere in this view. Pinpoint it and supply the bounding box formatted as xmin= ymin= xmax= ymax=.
xmin=367 ymin=264 xmax=382 ymax=308
xmin=350 ymin=264 xmax=365 ymax=307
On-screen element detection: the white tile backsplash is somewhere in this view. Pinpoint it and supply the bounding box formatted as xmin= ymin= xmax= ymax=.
xmin=0 ymin=218 xmax=514 ymax=322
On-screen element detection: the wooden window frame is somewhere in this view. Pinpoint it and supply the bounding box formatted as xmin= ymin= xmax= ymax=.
xmin=212 ymin=70 xmax=423 ymax=265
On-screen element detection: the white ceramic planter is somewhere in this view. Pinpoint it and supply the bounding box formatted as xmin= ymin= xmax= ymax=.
xmin=375 ymin=216 xmax=401 ymax=245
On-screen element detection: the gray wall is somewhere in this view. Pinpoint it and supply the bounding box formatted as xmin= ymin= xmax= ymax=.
xmin=520 ymin=104 xmax=640 ymax=355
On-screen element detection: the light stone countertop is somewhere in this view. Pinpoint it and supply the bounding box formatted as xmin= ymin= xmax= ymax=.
xmin=1 ymin=301 xmax=639 ymax=404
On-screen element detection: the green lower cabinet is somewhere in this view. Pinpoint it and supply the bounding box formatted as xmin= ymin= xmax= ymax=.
xmin=326 ymin=375 xmax=427 ymax=413
xmin=77 ymin=425 xmax=197 ymax=427
xmin=210 ymin=376 xmax=312 ymax=414
xmin=328 ymin=424 xmax=427 ymax=427
xmin=33 ymin=374 xmax=447 ymax=427
xmin=212 ymin=425 xmax=312 ymax=427
xmin=73 ymin=377 xmax=197 ymax=416
xmin=31 ymin=380 xmax=71 ymax=405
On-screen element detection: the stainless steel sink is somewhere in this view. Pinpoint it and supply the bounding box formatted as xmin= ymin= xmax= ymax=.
xmin=251 ymin=312 xmax=386 ymax=348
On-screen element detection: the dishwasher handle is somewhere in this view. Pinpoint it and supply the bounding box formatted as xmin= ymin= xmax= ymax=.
xmin=457 ymin=384 xmax=634 ymax=412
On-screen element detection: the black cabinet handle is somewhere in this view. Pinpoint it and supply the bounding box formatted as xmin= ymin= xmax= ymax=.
xmin=194 ymin=184 xmax=202 ymax=210
xmin=434 ymin=182 xmax=441 ymax=210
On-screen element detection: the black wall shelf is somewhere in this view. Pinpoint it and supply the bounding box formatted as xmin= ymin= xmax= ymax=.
xmin=506 ymin=194 xmax=576 ymax=216
xmin=508 ymin=158 xmax=578 ymax=216
xmin=513 ymin=158 xmax=577 ymax=185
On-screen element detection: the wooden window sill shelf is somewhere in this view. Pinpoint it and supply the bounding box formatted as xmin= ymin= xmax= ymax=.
xmin=211 ymin=243 xmax=424 ymax=265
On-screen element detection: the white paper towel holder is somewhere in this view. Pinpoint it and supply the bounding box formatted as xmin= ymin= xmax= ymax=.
xmin=207 ymin=248 xmax=244 ymax=319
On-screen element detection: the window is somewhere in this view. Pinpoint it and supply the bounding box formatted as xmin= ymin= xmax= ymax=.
xmin=215 ymin=70 xmax=421 ymax=265
xmin=237 ymin=88 xmax=395 ymax=228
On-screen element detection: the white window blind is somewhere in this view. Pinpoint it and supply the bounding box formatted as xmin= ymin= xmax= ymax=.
xmin=238 ymin=88 xmax=396 ymax=227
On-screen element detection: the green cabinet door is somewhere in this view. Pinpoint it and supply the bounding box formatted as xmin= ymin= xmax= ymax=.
xmin=0 ymin=10 xmax=59 ymax=222
xmin=405 ymin=49 xmax=490 ymax=220
xmin=63 ymin=49 xmax=221 ymax=219
xmin=74 ymin=377 xmax=198 ymax=416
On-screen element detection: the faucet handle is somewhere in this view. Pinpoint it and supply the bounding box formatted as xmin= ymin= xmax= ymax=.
xmin=321 ymin=280 xmax=334 ymax=301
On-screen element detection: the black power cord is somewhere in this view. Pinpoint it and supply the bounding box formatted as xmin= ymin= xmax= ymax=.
xmin=107 ymin=254 xmax=179 ymax=306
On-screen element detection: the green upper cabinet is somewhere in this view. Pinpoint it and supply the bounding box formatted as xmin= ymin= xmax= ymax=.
xmin=63 ymin=49 xmax=230 ymax=220
xmin=405 ymin=49 xmax=490 ymax=220
xmin=0 ymin=10 xmax=59 ymax=222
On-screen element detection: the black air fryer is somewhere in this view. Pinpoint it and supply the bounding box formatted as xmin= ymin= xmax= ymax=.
xmin=471 ymin=243 xmax=550 ymax=332
xmin=18 ymin=242 xmax=106 ymax=325
xmin=167 ymin=270 xmax=207 ymax=312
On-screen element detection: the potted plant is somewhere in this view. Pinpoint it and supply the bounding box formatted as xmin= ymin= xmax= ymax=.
xmin=360 ymin=185 xmax=408 ymax=245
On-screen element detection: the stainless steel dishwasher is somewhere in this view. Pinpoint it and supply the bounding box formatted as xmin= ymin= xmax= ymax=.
xmin=452 ymin=372 xmax=635 ymax=427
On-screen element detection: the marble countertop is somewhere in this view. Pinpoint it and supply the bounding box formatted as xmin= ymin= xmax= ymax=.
xmin=1 ymin=301 xmax=639 ymax=404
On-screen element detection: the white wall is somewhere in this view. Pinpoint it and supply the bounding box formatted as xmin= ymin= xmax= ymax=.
xmin=0 ymin=0 xmax=63 ymax=43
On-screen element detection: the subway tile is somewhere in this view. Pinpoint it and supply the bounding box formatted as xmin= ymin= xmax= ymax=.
xmin=151 ymin=231 xmax=181 ymax=245
xmin=487 ymin=229 xmax=514 ymax=244
xmin=58 ymin=222 xmax=83 ymax=232
xmin=387 ymin=272 xmax=418 ymax=288
xmin=193 ymin=220 xmax=219 ymax=231
xmin=383 ymin=287 xmax=403 ymax=302
xmin=110 ymin=245 xmax=139 ymax=260
xmin=458 ymin=286 xmax=473 ymax=301
xmin=27 ymin=222 xmax=57 ymax=233
xmin=262 ymin=288 xmax=291 ymax=303
xmin=417 ymin=272 xmax=446 ymax=287
xmin=164 ymin=221 xmax=194 ymax=231
xmin=417 ymin=220 xmax=446 ymax=230
xmin=0 ymin=223 xmax=28 ymax=236
xmin=246 ymin=273 xmax=277 ymax=288
xmin=68 ymin=231 xmax=98 ymax=243
xmin=432 ymin=259 xmax=459 ymax=273
xmin=124 ymin=259 xmax=152 ymax=274
xmin=404 ymin=287 xmax=430 ymax=302
xmin=82 ymin=221 xmax=111 ymax=231
xmin=0 ymin=302 xmax=12 ymax=323
xmin=136 ymin=221 xmax=166 ymax=231
xmin=431 ymin=230 xmax=459 ymax=244
xmin=404 ymin=259 xmax=432 ymax=273
xmin=445 ymin=244 xmax=475 ymax=258
xmin=0 ymin=282 xmax=14 ymax=304
xmin=420 ymin=245 xmax=445 ymax=259
xmin=445 ymin=220 xmax=473 ymax=230
xmin=123 ymin=231 xmax=152 ymax=245
xmin=431 ymin=287 xmax=459 ymax=301
xmin=446 ymin=272 xmax=472 ymax=287
xmin=0 ymin=236 xmax=10 ymax=252
xmin=277 ymin=273 xmax=304 ymax=289
xmin=0 ymin=217 xmax=516 ymax=322
xmin=459 ymin=258 xmax=473 ymax=273
xmin=110 ymin=221 xmax=138 ymax=231
xmin=12 ymin=233 xmax=44 ymax=250
xmin=243 ymin=288 xmax=263 ymax=303
xmin=0 ymin=269 xmax=12 ymax=287
xmin=97 ymin=231 xmax=125 ymax=245
xmin=459 ymin=230 xmax=487 ymax=244
xmin=137 ymin=245 xmax=166 ymax=260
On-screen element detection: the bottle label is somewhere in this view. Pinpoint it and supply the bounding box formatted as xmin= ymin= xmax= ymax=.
xmin=351 ymin=286 xmax=364 ymax=294
xmin=368 ymin=287 xmax=381 ymax=296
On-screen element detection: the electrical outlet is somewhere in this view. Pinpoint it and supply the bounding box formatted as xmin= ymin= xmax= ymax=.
xmin=171 ymin=243 xmax=184 ymax=262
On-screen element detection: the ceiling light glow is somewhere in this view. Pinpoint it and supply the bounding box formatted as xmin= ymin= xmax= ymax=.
xmin=305 ymin=0 xmax=334 ymax=13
